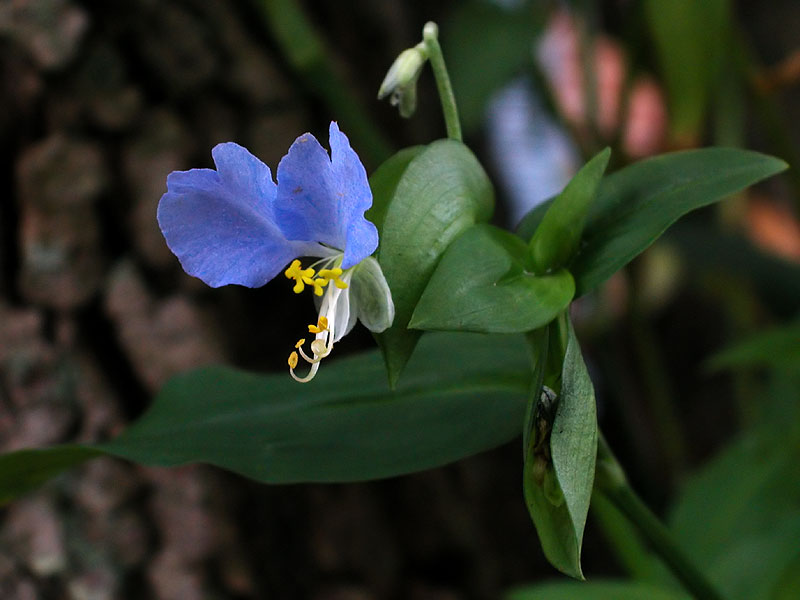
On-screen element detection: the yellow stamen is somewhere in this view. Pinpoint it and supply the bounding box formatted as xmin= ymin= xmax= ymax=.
xmin=308 ymin=315 xmax=329 ymax=334
xmin=284 ymin=260 xmax=316 ymax=294
xmin=286 ymin=265 xmax=348 ymax=383
xmin=318 ymin=267 xmax=348 ymax=289
xmin=309 ymin=277 xmax=328 ymax=296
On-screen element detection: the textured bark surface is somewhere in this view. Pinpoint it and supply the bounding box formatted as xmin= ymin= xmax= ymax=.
xmin=0 ymin=2 xmax=551 ymax=598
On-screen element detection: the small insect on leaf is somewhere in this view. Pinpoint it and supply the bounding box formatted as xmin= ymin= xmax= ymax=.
xmin=531 ymin=386 xmax=558 ymax=486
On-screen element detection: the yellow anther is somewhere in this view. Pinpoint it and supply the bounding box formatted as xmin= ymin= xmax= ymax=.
xmin=288 ymin=351 xmax=299 ymax=369
xmin=295 ymin=338 xmax=305 ymax=348
xmin=308 ymin=315 xmax=329 ymax=333
xmin=309 ymin=277 xmax=328 ymax=296
xmin=284 ymin=259 xmax=303 ymax=278
xmin=318 ymin=267 xmax=348 ymax=289
xmin=284 ymin=260 xmax=316 ymax=294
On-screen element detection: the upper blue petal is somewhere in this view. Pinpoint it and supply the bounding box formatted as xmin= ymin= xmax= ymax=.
xmin=274 ymin=122 xmax=378 ymax=269
xmin=158 ymin=142 xmax=318 ymax=288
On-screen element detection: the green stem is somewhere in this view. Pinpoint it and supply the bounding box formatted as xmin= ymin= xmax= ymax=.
xmin=629 ymin=299 xmax=688 ymax=480
xmin=595 ymin=436 xmax=726 ymax=600
xmin=590 ymin=490 xmax=661 ymax=581
xmin=422 ymin=22 xmax=462 ymax=142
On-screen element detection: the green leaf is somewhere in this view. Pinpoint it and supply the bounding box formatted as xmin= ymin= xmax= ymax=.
xmin=666 ymin=367 xmax=800 ymax=599
xmin=444 ymin=1 xmax=543 ymax=133
xmin=506 ymin=580 xmax=688 ymax=600
xmin=0 ymin=332 xmax=529 ymax=503
xmin=367 ymin=145 xmax=424 ymax=234
xmin=669 ymin=427 xmax=800 ymax=569
xmin=706 ymin=319 xmax=800 ymax=372
xmin=517 ymin=148 xmax=788 ymax=296
xmin=523 ymin=322 xmax=597 ymax=578
xmin=372 ymin=140 xmax=494 ymax=385
xmin=0 ymin=446 xmax=103 ymax=505
xmin=644 ymin=0 xmax=732 ymax=142
xmin=527 ymin=148 xmax=610 ymax=273
xmin=773 ymin=553 xmax=800 ymax=600
xmin=708 ymin=514 xmax=800 ymax=600
xmin=410 ymin=225 xmax=574 ymax=333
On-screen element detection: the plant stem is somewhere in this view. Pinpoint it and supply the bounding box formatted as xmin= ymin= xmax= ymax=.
xmin=590 ymin=490 xmax=661 ymax=581
xmin=629 ymin=299 xmax=688 ymax=480
xmin=595 ymin=435 xmax=726 ymax=600
xmin=422 ymin=22 xmax=462 ymax=142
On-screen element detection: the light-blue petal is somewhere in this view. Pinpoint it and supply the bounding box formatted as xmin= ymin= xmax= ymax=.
xmin=158 ymin=142 xmax=317 ymax=288
xmin=275 ymin=122 xmax=378 ymax=269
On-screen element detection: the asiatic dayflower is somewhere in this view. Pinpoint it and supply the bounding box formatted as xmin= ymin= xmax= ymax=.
xmin=157 ymin=122 xmax=394 ymax=382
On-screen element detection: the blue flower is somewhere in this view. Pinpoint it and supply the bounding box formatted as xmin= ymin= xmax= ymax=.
xmin=158 ymin=122 xmax=393 ymax=382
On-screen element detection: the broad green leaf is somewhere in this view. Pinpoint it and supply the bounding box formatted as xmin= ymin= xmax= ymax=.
xmin=373 ymin=140 xmax=494 ymax=385
xmin=0 ymin=446 xmax=103 ymax=505
xmin=523 ymin=322 xmax=597 ymax=578
xmin=669 ymin=428 xmax=800 ymax=568
xmin=644 ymin=0 xmax=731 ymax=142
xmin=410 ymin=225 xmax=574 ymax=333
xmin=706 ymin=319 xmax=800 ymax=372
xmin=708 ymin=514 xmax=800 ymax=600
xmin=506 ymin=580 xmax=688 ymax=600
xmin=517 ymin=148 xmax=787 ymax=296
xmin=527 ymin=148 xmax=610 ymax=273
xmin=667 ymin=368 xmax=800 ymax=598
xmin=445 ymin=1 xmax=543 ymax=133
xmin=367 ymin=145 xmax=424 ymax=235
xmin=773 ymin=554 xmax=800 ymax=600
xmin=0 ymin=332 xmax=529 ymax=503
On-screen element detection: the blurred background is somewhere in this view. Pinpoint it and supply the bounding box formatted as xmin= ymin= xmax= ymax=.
xmin=0 ymin=0 xmax=798 ymax=598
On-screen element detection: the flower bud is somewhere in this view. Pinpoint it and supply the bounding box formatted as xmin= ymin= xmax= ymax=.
xmin=378 ymin=45 xmax=427 ymax=118
xmin=350 ymin=256 xmax=394 ymax=333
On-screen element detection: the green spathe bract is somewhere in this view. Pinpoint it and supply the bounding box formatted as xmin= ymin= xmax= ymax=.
xmin=411 ymin=224 xmax=575 ymax=333
xmin=523 ymin=322 xmax=597 ymax=579
xmin=369 ymin=140 xmax=494 ymax=386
